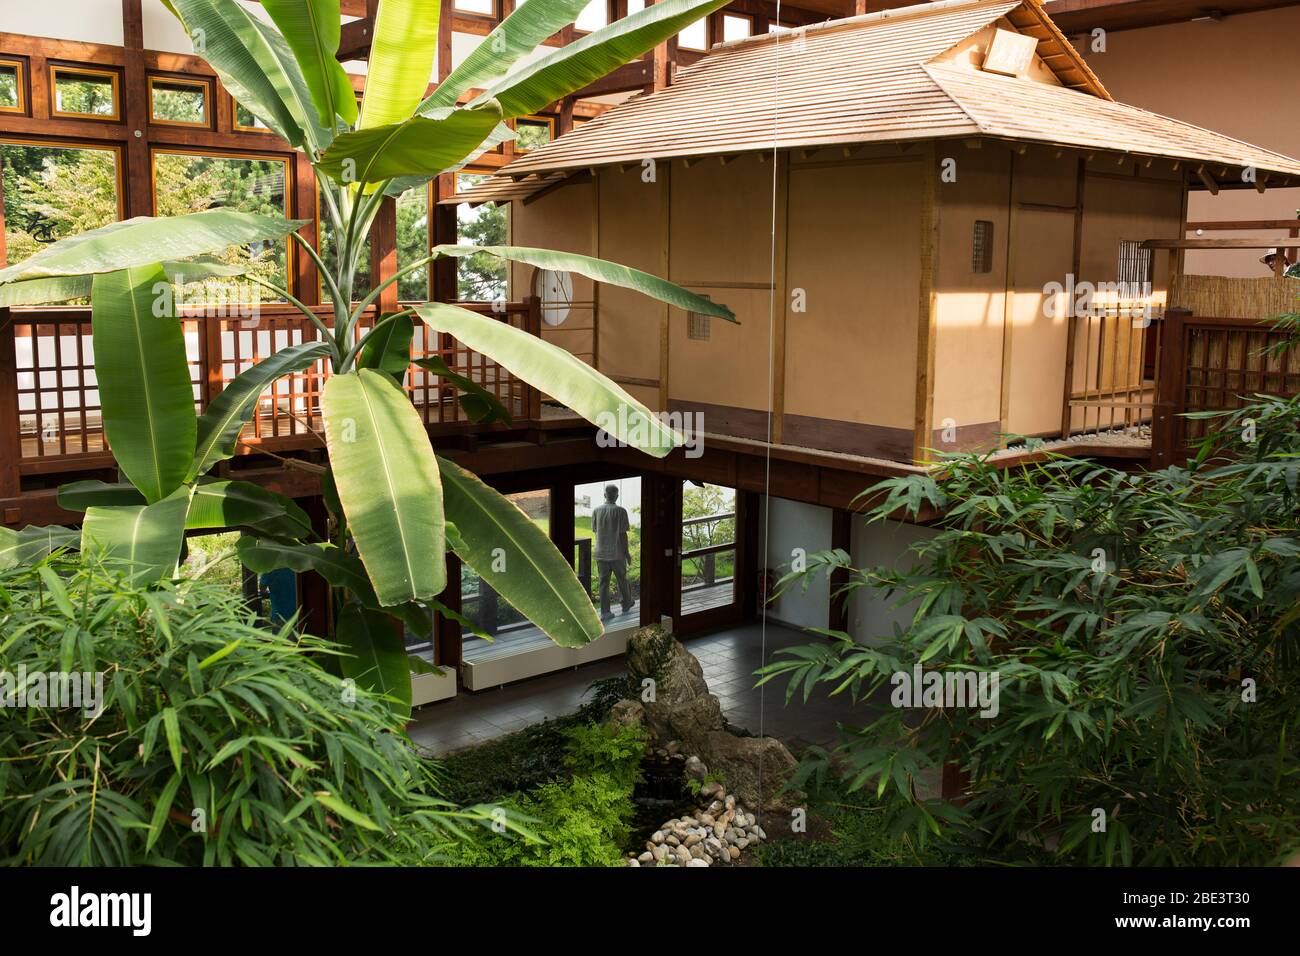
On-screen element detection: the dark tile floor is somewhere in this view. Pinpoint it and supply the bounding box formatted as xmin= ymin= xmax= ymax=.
xmin=407 ymin=620 xmax=878 ymax=756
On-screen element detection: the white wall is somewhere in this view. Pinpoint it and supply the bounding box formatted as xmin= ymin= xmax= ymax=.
xmin=761 ymin=496 xmax=832 ymax=632
xmin=848 ymin=517 xmax=935 ymax=645
xmin=0 ymin=0 xmax=124 ymax=45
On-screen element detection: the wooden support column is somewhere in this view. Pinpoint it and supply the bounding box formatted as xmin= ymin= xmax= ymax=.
xmin=738 ymin=490 xmax=762 ymax=620
xmin=293 ymin=152 xmax=320 ymax=304
xmin=296 ymin=496 xmax=334 ymax=636
xmin=121 ymin=0 xmax=153 ymax=218
xmin=771 ymin=152 xmax=790 ymax=444
xmin=828 ymin=508 xmax=851 ymax=634
xmin=912 ymin=142 xmax=940 ymax=464
xmin=370 ymin=196 xmax=399 ymax=312
xmin=1060 ymin=157 xmax=1087 ymax=439
xmin=550 ymin=482 xmax=576 ymax=569
xmin=432 ymin=176 xmax=458 ymax=301
xmin=437 ymin=0 xmax=453 ymax=82
xmin=0 ymin=308 xmax=19 ymax=506
xmin=435 ymin=553 xmax=463 ymax=672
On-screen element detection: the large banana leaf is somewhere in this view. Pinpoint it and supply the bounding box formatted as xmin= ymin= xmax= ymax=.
xmin=384 ymin=120 xmax=516 ymax=197
xmin=91 ymin=266 xmax=197 ymax=504
xmin=190 ymin=340 xmax=333 ymax=479
xmin=81 ymin=487 xmax=192 ymax=583
xmin=417 ymin=302 xmax=680 ymax=456
xmin=0 ymin=257 xmax=246 ymax=308
xmin=438 ymin=455 xmax=602 ymax=648
xmin=0 ymin=213 xmax=304 ymax=285
xmin=0 ymin=526 xmax=80 ymax=571
xmin=169 ymin=0 xmax=328 ymax=153
xmin=336 ymin=603 xmax=412 ymax=722
xmin=321 ymin=369 xmax=446 ymax=605
xmin=261 ymin=0 xmax=357 ymax=128
xmin=473 ymin=0 xmax=731 ymax=118
xmin=418 ymin=0 xmax=592 ymax=112
xmin=434 ymin=244 xmax=735 ymax=321
xmin=357 ymin=314 xmax=414 ymax=384
xmin=318 ymin=102 xmax=502 ymax=185
xmin=58 ymin=479 xmax=312 ymax=540
xmin=412 ymin=355 xmax=512 ymax=425
xmin=359 ymin=0 xmax=440 ymax=132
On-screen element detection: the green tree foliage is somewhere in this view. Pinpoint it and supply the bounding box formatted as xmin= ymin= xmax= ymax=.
xmin=0 ymin=555 xmax=498 ymax=865
xmin=762 ymin=383 xmax=1300 ymax=865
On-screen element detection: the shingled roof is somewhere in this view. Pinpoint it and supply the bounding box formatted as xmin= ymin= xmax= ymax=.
xmin=449 ymin=0 xmax=1300 ymax=205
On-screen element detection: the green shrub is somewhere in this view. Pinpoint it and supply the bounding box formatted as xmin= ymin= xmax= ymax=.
xmin=0 ymin=555 xmax=492 ymax=866
xmin=444 ymin=722 xmax=645 ymax=867
xmin=762 ymin=389 xmax=1300 ymax=866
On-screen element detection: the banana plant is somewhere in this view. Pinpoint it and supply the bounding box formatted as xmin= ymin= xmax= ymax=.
xmin=0 ymin=0 xmax=735 ymax=721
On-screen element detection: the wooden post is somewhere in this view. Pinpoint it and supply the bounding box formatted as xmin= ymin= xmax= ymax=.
xmin=550 ymin=481 xmax=576 ymax=569
xmin=121 ymin=0 xmax=153 ymax=218
xmin=370 ymin=196 xmax=399 ymax=313
xmin=432 ymin=176 xmax=459 ymax=302
xmin=1151 ymin=307 xmax=1189 ymax=468
xmin=435 ymin=552 xmax=463 ymax=672
xmin=525 ymin=295 xmax=543 ymax=421
xmin=0 ymin=308 xmax=20 ymax=503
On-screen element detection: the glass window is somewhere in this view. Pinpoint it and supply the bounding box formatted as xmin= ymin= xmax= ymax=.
xmin=575 ymin=0 xmax=607 ymax=32
xmin=454 ymin=172 xmax=507 ymax=301
xmin=1 ymin=142 xmax=119 ymax=268
xmin=318 ymin=184 xmax=372 ymax=299
xmin=461 ymin=491 xmax=552 ymax=663
xmin=515 ymin=116 xmax=553 ymax=153
xmin=579 ymin=477 xmax=642 ymax=631
xmin=454 ymin=0 xmax=495 ymax=13
xmin=233 ymin=98 xmax=270 ymax=132
xmin=680 ymin=481 xmax=737 ymax=615
xmin=50 ymin=66 xmax=119 ymax=120
xmin=150 ymin=77 xmax=208 ymax=126
xmin=396 ymin=184 xmax=430 ymax=302
xmin=153 ymin=151 xmax=290 ymax=299
xmin=722 ymin=14 xmax=752 ymax=41
xmin=0 ymin=60 xmax=24 ymax=113
xmin=626 ymin=0 xmax=645 ymax=12
xmin=677 ymin=20 xmax=707 ymax=52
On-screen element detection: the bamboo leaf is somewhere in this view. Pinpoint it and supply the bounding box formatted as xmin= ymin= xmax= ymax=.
xmin=321 ymin=369 xmax=446 ymax=605
xmin=91 ymin=266 xmax=197 ymax=503
xmin=438 ymin=454 xmax=601 ymax=648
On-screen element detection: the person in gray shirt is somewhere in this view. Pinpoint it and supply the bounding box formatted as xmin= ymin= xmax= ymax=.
xmin=591 ymin=485 xmax=634 ymax=619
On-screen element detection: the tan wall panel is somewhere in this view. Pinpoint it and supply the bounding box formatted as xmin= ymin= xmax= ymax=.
xmin=783 ymin=159 xmax=923 ymax=431
xmin=669 ymin=156 xmax=773 ymax=286
xmin=1078 ymin=171 xmax=1183 ymax=289
xmin=932 ymin=145 xmax=1011 ymax=433
xmin=667 ymin=288 xmax=772 ymax=414
xmin=597 ymin=167 xmax=664 ymax=387
xmin=1004 ymin=207 xmax=1075 ymax=437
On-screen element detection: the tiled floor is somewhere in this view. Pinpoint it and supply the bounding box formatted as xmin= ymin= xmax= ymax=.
xmin=407 ymin=620 xmax=880 ymax=756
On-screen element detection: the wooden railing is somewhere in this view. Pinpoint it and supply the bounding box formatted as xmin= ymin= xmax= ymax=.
xmin=1151 ymin=307 xmax=1300 ymax=467
xmin=0 ymin=297 xmax=542 ymax=497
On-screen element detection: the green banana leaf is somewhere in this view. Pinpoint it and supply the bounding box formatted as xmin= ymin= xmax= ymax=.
xmin=319 ymin=102 xmax=503 ymax=185
xmin=321 ymin=369 xmax=446 ymax=605
xmin=473 ymin=0 xmax=731 ymax=118
xmin=81 ymin=487 xmax=193 ymax=583
xmin=0 ymin=257 xmax=247 ymax=308
xmin=190 ymin=340 xmax=333 ymax=479
xmin=91 ymin=266 xmax=197 ymax=503
xmin=418 ymin=0 xmax=592 ymax=112
xmin=0 ymin=526 xmax=80 ymax=570
xmin=0 ymin=212 xmax=304 ymax=285
xmin=417 ymin=302 xmax=680 ymax=457
xmin=336 ymin=603 xmax=412 ymax=722
xmin=261 ymin=0 xmax=357 ymax=128
xmin=357 ymin=314 xmax=414 ymax=384
xmin=358 ymin=0 xmax=440 ymax=132
xmin=434 ymin=244 xmax=735 ymax=321
xmin=169 ymin=0 xmax=329 ymax=153
xmin=412 ymin=355 xmax=512 ymax=425
xmin=384 ymin=120 xmax=516 ymax=197
xmin=58 ymin=478 xmax=311 ymax=540
xmin=438 ymin=455 xmax=602 ymax=648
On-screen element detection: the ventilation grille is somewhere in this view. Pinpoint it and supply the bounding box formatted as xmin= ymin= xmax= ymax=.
xmin=972 ymin=220 xmax=994 ymax=274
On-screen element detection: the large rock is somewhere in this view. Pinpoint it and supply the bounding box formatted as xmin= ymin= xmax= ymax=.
xmin=623 ymin=624 xmax=801 ymax=811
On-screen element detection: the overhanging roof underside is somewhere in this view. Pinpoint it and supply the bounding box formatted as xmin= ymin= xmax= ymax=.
xmin=457 ymin=0 xmax=1300 ymax=205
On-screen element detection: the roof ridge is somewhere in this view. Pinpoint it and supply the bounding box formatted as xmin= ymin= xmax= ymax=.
xmin=708 ymin=0 xmax=1021 ymax=54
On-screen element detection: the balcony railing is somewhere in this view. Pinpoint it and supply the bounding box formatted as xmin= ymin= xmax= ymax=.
xmin=0 ymin=296 xmax=542 ymax=495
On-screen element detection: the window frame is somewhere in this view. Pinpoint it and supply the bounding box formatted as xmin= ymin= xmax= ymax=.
xmin=0 ymin=137 xmax=127 ymax=229
xmin=48 ymin=63 xmax=122 ymax=123
xmin=150 ymin=147 xmax=295 ymax=296
xmin=513 ymin=113 xmax=557 ymax=154
xmin=148 ymin=74 xmax=212 ymax=129
xmin=0 ymin=57 xmax=28 ymax=115
xmin=231 ymin=95 xmax=273 ymax=134
xmin=451 ymin=0 xmax=499 ymax=19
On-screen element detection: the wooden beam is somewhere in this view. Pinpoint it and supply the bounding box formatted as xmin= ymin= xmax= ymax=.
xmin=1142 ymin=237 xmax=1296 ymax=249
xmin=1196 ymin=166 xmax=1220 ymax=195
xmin=121 ymin=0 xmax=153 ymax=219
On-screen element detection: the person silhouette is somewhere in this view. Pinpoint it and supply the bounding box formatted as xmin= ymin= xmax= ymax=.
xmin=591 ymin=485 xmax=634 ymax=619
